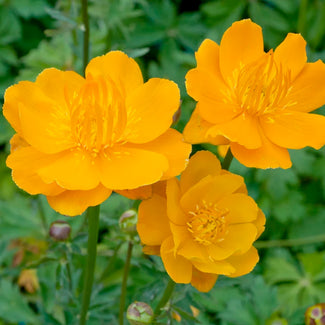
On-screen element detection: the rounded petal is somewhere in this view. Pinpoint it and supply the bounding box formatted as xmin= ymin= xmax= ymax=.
xmin=196 ymin=39 xmax=221 ymax=75
xmin=47 ymin=184 xmax=112 ymax=216
xmin=137 ymin=194 xmax=171 ymax=246
xmin=6 ymin=146 xmax=65 ymax=196
xmin=192 ymin=259 xmax=235 ymax=275
xmin=98 ymin=146 xmax=168 ymax=190
xmin=180 ymin=174 xmax=245 ymax=213
xmin=219 ymin=19 xmax=264 ymax=83
xmin=230 ymin=135 xmax=292 ymax=169
xmin=227 ymin=246 xmax=259 ymax=278
xmin=136 ymin=128 xmax=191 ymax=180
xmin=85 ymin=51 xmax=143 ymax=94
xmin=285 ymin=61 xmax=325 ymax=113
xmin=125 ymin=78 xmax=180 ymax=143
xmin=177 ymin=238 xmax=209 ymax=261
xmin=115 ymin=185 xmax=152 ymax=200
xmin=170 ymin=223 xmax=192 ymax=252
xmin=183 ymin=108 xmax=230 ymax=145
xmin=216 ymin=193 xmax=258 ymax=224
xmin=261 ymin=111 xmax=325 ymax=150
xmin=191 ymin=267 xmax=218 ymax=292
xmin=254 ymin=209 xmax=266 ymax=239
xmin=208 ymin=113 xmax=262 ymax=149
xmin=274 ymin=33 xmax=307 ymax=81
xmin=180 ymin=150 xmax=221 ymax=194
xmin=160 ymin=237 xmax=193 ymax=283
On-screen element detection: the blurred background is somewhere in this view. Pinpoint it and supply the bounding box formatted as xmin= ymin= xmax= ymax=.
xmin=0 ymin=0 xmax=325 ymax=324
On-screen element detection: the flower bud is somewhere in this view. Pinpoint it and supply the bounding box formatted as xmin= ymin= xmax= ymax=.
xmin=49 ymin=220 xmax=71 ymax=241
xmin=266 ymin=317 xmax=288 ymax=325
xmin=119 ymin=210 xmax=137 ymax=235
xmin=18 ymin=269 xmax=39 ymax=293
xmin=305 ymin=303 xmax=325 ymax=325
xmin=127 ymin=301 xmax=153 ymax=325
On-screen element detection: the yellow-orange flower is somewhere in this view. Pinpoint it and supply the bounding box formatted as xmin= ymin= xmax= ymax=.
xmin=137 ymin=151 xmax=265 ymax=292
xmin=3 ymin=51 xmax=191 ymax=216
xmin=183 ymin=19 xmax=325 ymax=169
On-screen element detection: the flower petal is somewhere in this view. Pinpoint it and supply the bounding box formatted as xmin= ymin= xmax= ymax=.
xmin=160 ymin=236 xmax=193 ymax=283
xmin=219 ymin=19 xmax=264 ymax=83
xmin=183 ymin=108 xmax=230 ymax=145
xmin=137 ymin=194 xmax=171 ymax=246
xmin=125 ymin=78 xmax=180 ymax=143
xmin=85 ymin=51 xmax=143 ymax=94
xmin=227 ymin=246 xmax=259 ymax=278
xmin=274 ymin=33 xmax=307 ymax=81
xmin=285 ymin=60 xmax=325 ymax=112
xmin=47 ymin=184 xmax=112 ymax=216
xmin=196 ymin=39 xmax=220 ymax=74
xmin=115 ymin=185 xmax=152 ymax=200
xmin=216 ymin=193 xmax=258 ymax=224
xmin=98 ymin=146 xmax=168 ymax=190
xmin=180 ymin=150 xmax=221 ymax=194
xmin=177 ymin=239 xmax=209 ymax=261
xmin=230 ymin=135 xmax=292 ymax=169
xmin=261 ymin=111 xmax=325 ymax=150
xmin=208 ymin=113 xmax=262 ymax=149
xmin=192 ymin=259 xmax=235 ymax=275
xmin=254 ymin=209 xmax=266 ymax=239
xmin=191 ymin=267 xmax=218 ymax=292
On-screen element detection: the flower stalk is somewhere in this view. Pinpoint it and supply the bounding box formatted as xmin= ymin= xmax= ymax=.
xmin=154 ymin=278 xmax=176 ymax=317
xmin=79 ymin=205 xmax=100 ymax=325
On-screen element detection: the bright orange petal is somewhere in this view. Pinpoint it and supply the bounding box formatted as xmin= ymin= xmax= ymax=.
xmin=191 ymin=267 xmax=218 ymax=292
xmin=192 ymin=259 xmax=235 ymax=275
xmin=177 ymin=239 xmax=208 ymax=261
xmin=285 ymin=60 xmax=325 ymax=113
xmin=115 ymin=185 xmax=152 ymax=200
xmin=98 ymin=146 xmax=168 ymax=190
xmin=37 ymin=149 xmax=99 ymax=190
xmin=216 ymin=193 xmax=258 ymax=224
xmin=208 ymin=113 xmax=262 ymax=149
xmin=183 ymin=108 xmax=230 ymax=145
xmin=254 ymin=209 xmax=266 ymax=239
xmin=261 ymin=111 xmax=325 ymax=150
xmin=160 ymin=237 xmax=193 ymax=283
xmin=47 ymin=184 xmax=112 ymax=216
xmin=85 ymin=51 xmax=143 ymax=94
xmin=219 ymin=19 xmax=264 ymax=83
xmin=169 ymin=223 xmax=192 ymax=252
xmin=274 ymin=33 xmax=307 ymax=81
xmin=137 ymin=194 xmax=171 ymax=246
xmin=196 ymin=39 xmax=220 ymax=75
xmin=227 ymin=246 xmax=259 ymax=277
xmin=134 ymin=128 xmax=191 ymax=180
xmin=180 ymin=150 xmax=221 ymax=194
xmin=230 ymin=135 xmax=292 ymax=169
xmin=180 ymin=174 xmax=244 ymax=213
xmin=125 ymin=78 xmax=180 ymax=143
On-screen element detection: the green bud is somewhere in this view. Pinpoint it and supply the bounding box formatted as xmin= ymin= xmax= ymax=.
xmin=119 ymin=210 xmax=137 ymax=235
xmin=127 ymin=301 xmax=153 ymax=325
xmin=266 ymin=314 xmax=288 ymax=325
xmin=305 ymin=303 xmax=325 ymax=325
xmin=49 ymin=220 xmax=71 ymax=241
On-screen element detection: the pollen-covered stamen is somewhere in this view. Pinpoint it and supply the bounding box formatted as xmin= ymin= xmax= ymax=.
xmin=187 ymin=201 xmax=229 ymax=246
xmin=236 ymin=50 xmax=291 ymax=116
xmin=69 ymin=76 xmax=127 ymax=155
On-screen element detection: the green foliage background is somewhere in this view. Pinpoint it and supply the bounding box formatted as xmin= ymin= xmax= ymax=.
xmin=0 ymin=0 xmax=325 ymax=324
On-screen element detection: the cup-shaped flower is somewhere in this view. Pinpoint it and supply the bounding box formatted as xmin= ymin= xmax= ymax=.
xmin=3 ymin=51 xmax=191 ymax=216
xmin=137 ymin=151 xmax=265 ymax=292
xmin=183 ymin=19 xmax=325 ymax=169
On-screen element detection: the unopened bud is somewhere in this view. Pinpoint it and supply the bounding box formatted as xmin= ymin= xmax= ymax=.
xmin=266 ymin=317 xmax=288 ymax=325
xmin=127 ymin=301 xmax=153 ymax=325
xmin=119 ymin=210 xmax=137 ymax=235
xmin=49 ymin=220 xmax=71 ymax=241
xmin=305 ymin=303 xmax=325 ymax=325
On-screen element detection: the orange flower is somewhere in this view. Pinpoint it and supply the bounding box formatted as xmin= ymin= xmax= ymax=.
xmin=183 ymin=19 xmax=325 ymax=169
xmin=137 ymin=151 xmax=265 ymax=292
xmin=4 ymin=51 xmax=191 ymax=216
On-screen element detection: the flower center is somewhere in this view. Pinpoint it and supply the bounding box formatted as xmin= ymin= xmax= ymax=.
xmin=235 ymin=50 xmax=291 ymax=116
xmin=187 ymin=201 xmax=229 ymax=245
xmin=69 ymin=76 xmax=127 ymax=156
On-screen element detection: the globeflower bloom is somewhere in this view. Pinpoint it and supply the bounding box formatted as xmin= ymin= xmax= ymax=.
xmin=137 ymin=151 xmax=265 ymax=292
xmin=4 ymin=51 xmax=191 ymax=216
xmin=184 ymin=19 xmax=325 ymax=169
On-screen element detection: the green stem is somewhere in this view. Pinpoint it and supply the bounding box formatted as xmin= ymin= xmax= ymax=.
xmin=154 ymin=278 xmax=176 ymax=317
xmin=81 ymin=0 xmax=89 ymax=74
xmin=255 ymin=234 xmax=325 ymax=249
xmin=37 ymin=196 xmax=47 ymax=234
xmin=221 ymin=148 xmax=234 ymax=171
xmin=119 ymin=241 xmax=134 ymax=325
xmin=297 ymin=0 xmax=308 ymax=34
xmin=79 ymin=205 xmax=100 ymax=325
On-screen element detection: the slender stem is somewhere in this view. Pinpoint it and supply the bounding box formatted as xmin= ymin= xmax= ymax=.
xmin=81 ymin=0 xmax=89 ymax=74
xmin=154 ymin=278 xmax=176 ymax=317
xmin=221 ymin=148 xmax=234 ymax=171
xmin=119 ymin=241 xmax=134 ymax=325
xmin=297 ymin=0 xmax=308 ymax=34
xmin=79 ymin=205 xmax=100 ymax=325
